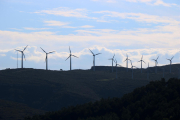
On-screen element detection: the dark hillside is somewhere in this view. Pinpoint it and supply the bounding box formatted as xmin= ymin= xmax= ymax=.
xmin=0 ymin=64 xmax=180 ymax=119
xmin=0 ymin=99 xmax=45 ymax=120
xmin=0 ymin=68 xmax=149 ymax=111
xmin=26 ymin=78 xmax=180 ymax=120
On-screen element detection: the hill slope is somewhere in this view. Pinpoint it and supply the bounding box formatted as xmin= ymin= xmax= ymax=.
xmin=25 ymin=78 xmax=180 ymax=120
xmin=0 ymin=99 xmax=45 ymax=120
xmin=0 ymin=64 xmax=180 ymax=119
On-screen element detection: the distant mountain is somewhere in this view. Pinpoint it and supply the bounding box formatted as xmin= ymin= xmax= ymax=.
xmin=25 ymin=78 xmax=180 ymax=120
xmin=0 ymin=64 xmax=180 ymax=119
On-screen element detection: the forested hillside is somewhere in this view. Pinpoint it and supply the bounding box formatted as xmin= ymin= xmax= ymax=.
xmin=25 ymin=78 xmax=180 ymax=120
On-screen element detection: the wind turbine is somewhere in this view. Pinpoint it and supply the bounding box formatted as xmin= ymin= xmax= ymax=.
xmin=130 ymin=60 xmax=137 ymax=79
xmin=152 ymin=56 xmax=159 ymax=73
xmin=108 ymin=54 xmax=115 ymax=73
xmin=65 ymin=46 xmax=78 ymax=71
xmin=15 ymin=45 xmax=28 ymax=68
xmin=89 ymin=49 xmax=101 ymax=71
xmin=167 ymin=56 xmax=174 ymax=73
xmin=124 ymin=54 xmax=131 ymax=72
xmin=40 ymin=47 xmax=55 ymax=70
xmin=138 ymin=55 xmax=146 ymax=73
xmin=114 ymin=59 xmax=122 ymax=79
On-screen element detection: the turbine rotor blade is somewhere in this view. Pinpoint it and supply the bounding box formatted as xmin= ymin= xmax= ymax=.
xmin=95 ymin=53 xmax=101 ymax=56
xmin=49 ymin=51 xmax=55 ymax=53
xmin=113 ymin=54 xmax=115 ymax=59
xmin=171 ymin=56 xmax=174 ymax=60
xmin=69 ymin=46 xmax=71 ymax=53
xmin=143 ymin=60 xmax=146 ymax=64
xmin=113 ymin=59 xmax=117 ymax=63
xmin=65 ymin=56 xmax=70 ymax=61
xmin=40 ymin=47 xmax=47 ymax=53
xmin=15 ymin=49 xmax=22 ymax=52
xmin=89 ymin=49 xmax=94 ymax=55
xmin=141 ymin=55 xmax=143 ymax=60
xmin=72 ymin=55 xmax=78 ymax=58
xmin=156 ymin=56 xmax=159 ymax=60
xmin=23 ymin=45 xmax=28 ymax=51
xmin=130 ymin=60 xmax=132 ymax=66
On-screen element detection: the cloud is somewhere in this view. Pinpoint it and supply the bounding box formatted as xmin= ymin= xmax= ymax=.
xmin=0 ymin=22 xmax=179 ymax=51
xmin=10 ymin=28 xmax=22 ymax=31
xmin=1 ymin=45 xmax=180 ymax=70
xmin=125 ymin=0 xmax=177 ymax=7
xmin=153 ymin=0 xmax=177 ymax=7
xmin=44 ymin=21 xmax=69 ymax=26
xmin=24 ymin=27 xmax=51 ymax=30
xmin=92 ymin=0 xmax=117 ymax=3
xmin=35 ymin=7 xmax=97 ymax=20
xmin=80 ymin=25 xmax=94 ymax=28
xmin=94 ymin=11 xmax=180 ymax=25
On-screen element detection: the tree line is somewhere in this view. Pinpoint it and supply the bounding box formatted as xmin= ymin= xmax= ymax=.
xmin=25 ymin=78 xmax=180 ymax=120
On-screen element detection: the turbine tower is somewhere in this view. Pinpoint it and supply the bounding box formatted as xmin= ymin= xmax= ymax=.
xmin=124 ymin=54 xmax=131 ymax=72
xmin=114 ymin=59 xmax=121 ymax=79
xmin=65 ymin=46 xmax=78 ymax=71
xmin=89 ymin=49 xmax=101 ymax=71
xmin=167 ymin=56 xmax=174 ymax=73
xmin=152 ymin=56 xmax=159 ymax=73
xmin=138 ymin=55 xmax=146 ymax=73
xmin=15 ymin=45 xmax=28 ymax=68
xmin=40 ymin=47 xmax=55 ymax=70
xmin=108 ymin=54 xmax=115 ymax=73
xmin=130 ymin=60 xmax=137 ymax=79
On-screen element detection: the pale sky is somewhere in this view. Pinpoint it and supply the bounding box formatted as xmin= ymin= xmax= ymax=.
xmin=0 ymin=0 xmax=180 ymax=70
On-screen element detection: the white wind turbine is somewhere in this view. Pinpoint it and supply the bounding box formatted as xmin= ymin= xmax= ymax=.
xmin=15 ymin=45 xmax=28 ymax=68
xmin=130 ymin=60 xmax=137 ymax=79
xmin=108 ymin=54 xmax=115 ymax=73
xmin=167 ymin=56 xmax=174 ymax=73
xmin=152 ymin=56 xmax=159 ymax=73
xmin=40 ymin=47 xmax=56 ymax=70
xmin=89 ymin=49 xmax=101 ymax=71
xmin=138 ymin=55 xmax=146 ymax=73
xmin=124 ymin=54 xmax=131 ymax=72
xmin=65 ymin=46 xmax=78 ymax=71
xmin=114 ymin=59 xmax=122 ymax=79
